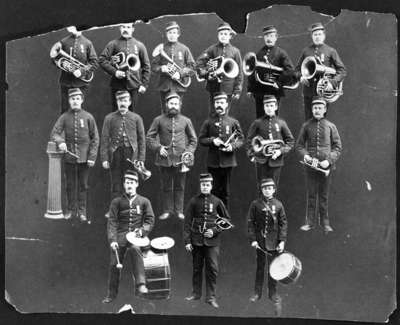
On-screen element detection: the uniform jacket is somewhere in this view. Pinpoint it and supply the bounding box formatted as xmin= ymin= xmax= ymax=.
xmin=183 ymin=193 xmax=231 ymax=247
xmin=247 ymin=45 xmax=295 ymax=97
xmin=107 ymin=193 xmax=155 ymax=246
xmin=99 ymin=36 xmax=151 ymax=90
xmin=151 ymin=41 xmax=195 ymax=92
xmin=295 ymin=117 xmax=342 ymax=166
xmin=51 ymin=108 xmax=99 ymax=164
xmin=198 ymin=113 xmax=244 ymax=168
xmin=55 ymin=34 xmax=98 ymax=88
xmin=196 ymin=42 xmax=243 ymax=95
xmin=296 ymin=43 xmax=347 ymax=97
xmin=247 ymin=197 xmax=287 ymax=251
xmin=100 ymin=111 xmax=146 ymax=163
xmin=246 ymin=115 xmax=294 ymax=167
xmin=146 ymin=113 xmax=197 ymax=167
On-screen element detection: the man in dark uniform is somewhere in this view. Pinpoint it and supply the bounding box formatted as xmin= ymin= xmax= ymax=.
xmin=295 ymin=96 xmax=342 ymax=233
xmin=50 ymin=88 xmax=99 ymax=221
xmin=151 ymin=21 xmax=195 ymax=112
xmin=183 ymin=173 xmax=231 ymax=309
xmin=295 ymin=22 xmax=347 ymax=120
xmin=198 ymin=92 xmax=244 ymax=206
xmin=50 ymin=26 xmax=98 ymax=114
xmin=99 ymin=23 xmax=151 ymax=111
xmin=246 ymin=95 xmax=294 ymax=189
xmin=101 ymin=90 xmax=146 ymax=211
xmin=247 ymin=178 xmax=287 ymax=316
xmin=196 ymin=22 xmax=243 ymax=115
xmin=102 ymin=170 xmax=155 ymax=303
xmin=246 ymin=25 xmax=296 ymax=118
xmin=146 ymin=92 xmax=197 ymax=220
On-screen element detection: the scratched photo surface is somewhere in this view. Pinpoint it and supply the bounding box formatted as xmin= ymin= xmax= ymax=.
xmin=5 ymin=5 xmax=396 ymax=321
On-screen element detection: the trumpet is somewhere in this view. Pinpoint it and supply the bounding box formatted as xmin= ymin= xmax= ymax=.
xmin=197 ymin=56 xmax=239 ymax=83
xmin=300 ymin=158 xmax=330 ymax=176
xmin=301 ymin=56 xmax=343 ymax=103
xmin=243 ymin=52 xmax=298 ymax=90
xmin=152 ymin=44 xmax=191 ymax=88
xmin=176 ymin=151 xmax=194 ymax=173
xmin=111 ymin=51 xmax=141 ymax=72
xmin=50 ymin=42 xmax=94 ymax=83
xmin=126 ymin=158 xmax=152 ymax=181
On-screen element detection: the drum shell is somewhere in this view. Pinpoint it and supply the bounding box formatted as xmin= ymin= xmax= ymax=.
xmin=270 ymin=252 xmax=302 ymax=285
xmin=142 ymin=250 xmax=171 ymax=299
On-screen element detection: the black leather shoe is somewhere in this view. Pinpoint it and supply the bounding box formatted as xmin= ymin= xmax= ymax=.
xmin=249 ymin=294 xmax=260 ymax=302
xmin=323 ymin=225 xmax=334 ymax=233
xmin=185 ymin=295 xmax=201 ymax=301
xmin=102 ymin=295 xmax=116 ymax=304
xmin=206 ymin=299 xmax=219 ymax=308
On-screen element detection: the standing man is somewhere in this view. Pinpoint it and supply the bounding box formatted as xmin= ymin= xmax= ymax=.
xmin=99 ymin=23 xmax=151 ymax=111
xmin=102 ymin=170 xmax=155 ymax=303
xmin=198 ymin=92 xmax=244 ymax=206
xmin=246 ymin=95 xmax=294 ymax=189
xmin=151 ymin=21 xmax=195 ymax=112
xmin=146 ymin=92 xmax=197 ymax=220
xmin=246 ymin=25 xmax=296 ymax=118
xmin=183 ymin=173 xmax=231 ymax=309
xmin=101 ymin=90 xmax=146 ymax=214
xmin=50 ymin=26 xmax=98 ymax=114
xmin=50 ymin=88 xmax=99 ymax=221
xmin=295 ymin=22 xmax=347 ymax=120
xmin=196 ymin=22 xmax=243 ymax=115
xmin=295 ymin=96 xmax=342 ymax=233
xmin=247 ymin=178 xmax=287 ymax=316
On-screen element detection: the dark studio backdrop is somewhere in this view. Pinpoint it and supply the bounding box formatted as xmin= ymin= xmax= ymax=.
xmin=3 ymin=2 xmax=397 ymax=323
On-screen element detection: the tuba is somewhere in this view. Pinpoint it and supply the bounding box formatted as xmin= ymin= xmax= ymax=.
xmin=111 ymin=51 xmax=141 ymax=72
xmin=301 ymin=56 xmax=343 ymax=103
xmin=126 ymin=158 xmax=152 ymax=181
xmin=50 ymin=42 xmax=94 ymax=83
xmin=197 ymin=56 xmax=239 ymax=83
xmin=243 ymin=52 xmax=298 ymax=90
xmin=152 ymin=44 xmax=192 ymax=88
xmin=176 ymin=151 xmax=194 ymax=173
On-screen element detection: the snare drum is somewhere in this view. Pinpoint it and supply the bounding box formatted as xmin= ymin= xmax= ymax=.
xmin=142 ymin=250 xmax=171 ymax=300
xmin=150 ymin=236 xmax=175 ymax=251
xmin=269 ymin=252 xmax=302 ymax=284
xmin=126 ymin=232 xmax=150 ymax=248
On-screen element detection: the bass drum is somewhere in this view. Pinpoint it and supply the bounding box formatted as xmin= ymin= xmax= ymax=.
xmin=269 ymin=252 xmax=302 ymax=284
xmin=142 ymin=250 xmax=171 ymax=299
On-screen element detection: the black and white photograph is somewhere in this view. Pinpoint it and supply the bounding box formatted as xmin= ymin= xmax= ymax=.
xmin=3 ymin=1 xmax=397 ymax=323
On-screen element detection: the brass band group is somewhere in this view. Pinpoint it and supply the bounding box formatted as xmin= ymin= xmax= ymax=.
xmin=47 ymin=20 xmax=346 ymax=315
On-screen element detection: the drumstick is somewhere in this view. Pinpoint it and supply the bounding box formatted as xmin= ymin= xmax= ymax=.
xmin=65 ymin=150 xmax=80 ymax=159
xmin=256 ymin=246 xmax=272 ymax=256
xmin=113 ymin=247 xmax=123 ymax=269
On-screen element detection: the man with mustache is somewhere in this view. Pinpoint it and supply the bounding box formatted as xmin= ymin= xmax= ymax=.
xmin=101 ymin=90 xmax=146 ymax=217
xmin=99 ymin=23 xmax=151 ymax=111
xmin=146 ymin=92 xmax=197 ymax=220
xmin=50 ymin=26 xmax=98 ymax=114
xmin=246 ymin=25 xmax=296 ymax=118
xmin=198 ymin=92 xmax=244 ymax=206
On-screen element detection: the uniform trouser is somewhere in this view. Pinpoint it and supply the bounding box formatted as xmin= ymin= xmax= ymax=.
xmin=208 ymin=167 xmax=232 ymax=207
xmin=191 ymin=245 xmax=220 ymax=301
xmin=159 ymin=166 xmax=186 ymax=214
xmin=303 ymin=95 xmax=330 ymax=121
xmin=106 ymin=244 xmax=146 ymax=297
xmin=304 ymin=168 xmax=332 ymax=226
xmin=208 ymin=92 xmax=232 ymax=117
xmin=111 ymin=88 xmax=139 ymax=111
xmin=254 ymin=248 xmax=279 ymax=301
xmin=110 ymin=146 xmax=133 ymax=200
xmin=255 ymin=164 xmax=281 ymax=190
xmin=160 ymin=91 xmax=185 ymax=113
xmin=60 ymin=85 xmax=89 ymax=114
xmin=64 ymin=162 xmax=90 ymax=216
xmin=253 ymin=93 xmax=281 ymax=119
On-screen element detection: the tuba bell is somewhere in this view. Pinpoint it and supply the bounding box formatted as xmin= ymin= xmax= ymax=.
xmin=197 ymin=56 xmax=239 ymax=82
xmin=50 ymin=42 xmax=94 ymax=83
xmin=112 ymin=51 xmax=141 ymax=72
xmin=176 ymin=151 xmax=194 ymax=173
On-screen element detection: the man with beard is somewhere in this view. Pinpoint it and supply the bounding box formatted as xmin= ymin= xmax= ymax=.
xmin=198 ymin=92 xmax=244 ymax=206
xmin=146 ymin=92 xmax=197 ymax=220
xmin=99 ymin=23 xmax=151 ymax=111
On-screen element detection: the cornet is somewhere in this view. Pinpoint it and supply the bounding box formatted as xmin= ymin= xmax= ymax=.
xmin=176 ymin=151 xmax=194 ymax=173
xmin=197 ymin=56 xmax=239 ymax=83
xmin=111 ymin=51 xmax=141 ymax=72
xmin=126 ymin=158 xmax=152 ymax=180
xmin=50 ymin=42 xmax=94 ymax=83
xmin=215 ymin=215 xmax=234 ymax=231
xmin=300 ymin=158 xmax=330 ymax=176
xmin=152 ymin=44 xmax=191 ymax=88
xmin=219 ymin=129 xmax=239 ymax=151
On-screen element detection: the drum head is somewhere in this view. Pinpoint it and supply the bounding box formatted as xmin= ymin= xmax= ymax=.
xmin=126 ymin=232 xmax=150 ymax=247
xmin=150 ymin=237 xmax=175 ymax=250
xmin=269 ymin=252 xmax=295 ymax=281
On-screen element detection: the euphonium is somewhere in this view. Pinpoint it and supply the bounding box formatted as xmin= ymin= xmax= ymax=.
xmin=49 ymin=42 xmax=94 ymax=83
xmin=126 ymin=158 xmax=152 ymax=180
xmin=111 ymin=51 xmax=141 ymax=72
xmin=197 ymin=56 xmax=239 ymax=82
xmin=251 ymin=136 xmax=284 ymax=157
xmin=176 ymin=151 xmax=194 ymax=173
xmin=243 ymin=52 xmax=298 ymax=90
xmin=152 ymin=44 xmax=192 ymax=88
